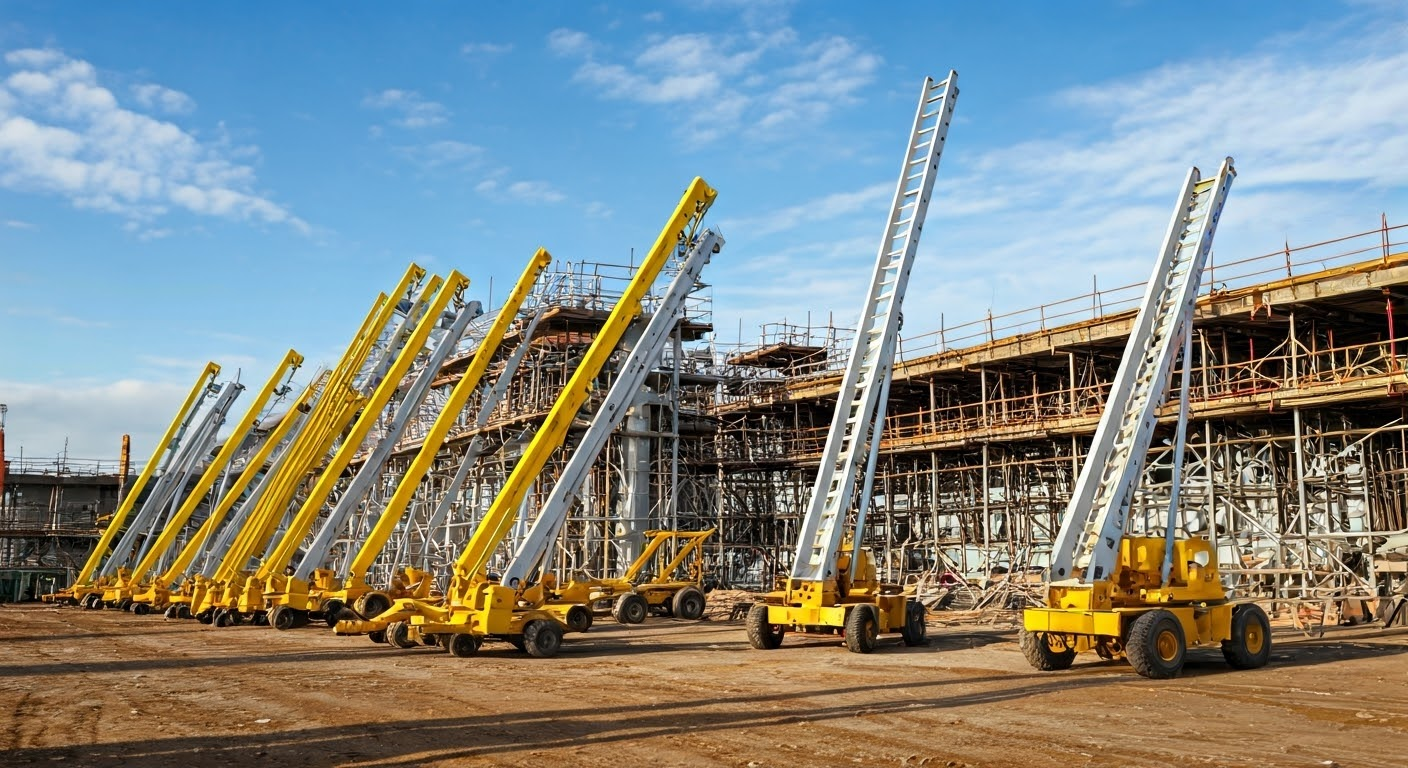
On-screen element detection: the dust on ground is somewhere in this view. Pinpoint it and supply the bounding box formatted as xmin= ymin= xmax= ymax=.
xmin=1 ymin=603 xmax=1406 ymax=767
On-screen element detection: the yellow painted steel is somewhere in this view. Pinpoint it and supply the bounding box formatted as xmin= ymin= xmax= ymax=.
xmin=45 ymin=362 xmax=221 ymax=604
xmin=135 ymin=376 xmax=319 ymax=610
xmin=274 ymin=249 xmax=551 ymax=619
xmin=192 ymin=265 xmax=426 ymax=618
xmin=338 ymin=177 xmax=716 ymax=650
xmin=536 ymin=528 xmax=715 ymax=619
xmin=101 ymin=350 xmax=304 ymax=607
xmin=235 ymin=271 xmax=469 ymax=615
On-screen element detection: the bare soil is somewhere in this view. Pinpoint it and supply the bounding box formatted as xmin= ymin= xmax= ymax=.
xmin=1 ymin=603 xmax=1406 ymax=767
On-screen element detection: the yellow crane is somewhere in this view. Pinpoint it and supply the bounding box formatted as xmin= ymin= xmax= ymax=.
xmin=337 ymin=177 xmax=717 ymax=658
xmin=45 ymin=363 xmax=222 ymax=607
xmin=1021 ymin=159 xmax=1270 ymax=679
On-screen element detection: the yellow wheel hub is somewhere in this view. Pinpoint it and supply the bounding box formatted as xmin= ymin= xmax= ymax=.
xmin=1156 ymin=629 xmax=1180 ymax=662
xmin=1244 ymin=623 xmax=1265 ymax=654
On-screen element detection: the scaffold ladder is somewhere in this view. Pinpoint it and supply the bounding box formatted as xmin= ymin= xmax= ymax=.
xmin=1049 ymin=157 xmax=1236 ymax=584
xmin=789 ymin=72 xmax=958 ymax=583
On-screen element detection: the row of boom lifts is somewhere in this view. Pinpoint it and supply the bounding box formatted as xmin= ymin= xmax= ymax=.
xmin=46 ymin=70 xmax=1272 ymax=680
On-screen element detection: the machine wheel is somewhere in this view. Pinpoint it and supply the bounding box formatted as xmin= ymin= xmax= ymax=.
xmin=118 ymin=599 xmax=133 ymax=612
xmin=1221 ymin=604 xmax=1272 ymax=670
xmin=177 ymin=605 xmax=192 ymax=620
xmin=900 ymin=600 xmax=928 ymax=647
xmin=227 ymin=610 xmax=244 ymax=626
xmin=357 ymin=592 xmax=392 ymax=620
xmin=523 ymin=620 xmax=564 ymax=658
xmin=387 ymin=620 xmax=419 ymax=649
xmin=447 ymin=632 xmax=480 ymax=658
xmin=613 ymin=593 xmax=648 ymax=624
xmin=564 ymin=605 xmax=593 ymax=633
xmin=132 ymin=602 xmax=151 ymax=616
xmin=1019 ymin=629 xmax=1076 ymax=671
xmin=196 ymin=609 xmax=214 ymax=625
xmin=82 ymin=594 xmax=100 ymax=610
xmin=745 ymin=603 xmax=785 ymax=650
xmin=251 ymin=611 xmax=269 ymax=626
xmin=671 ymin=587 xmax=707 ymax=621
xmin=1126 ymin=609 xmax=1186 ymax=679
xmin=421 ymin=633 xmax=439 ymax=648
xmin=212 ymin=609 xmax=231 ymax=628
xmin=163 ymin=605 xmax=179 ymax=620
xmin=322 ymin=599 xmax=345 ymax=628
xmin=271 ymin=606 xmax=298 ymax=632
xmin=844 ymin=604 xmax=880 ymax=654
xmin=368 ymin=629 xmax=387 ymax=644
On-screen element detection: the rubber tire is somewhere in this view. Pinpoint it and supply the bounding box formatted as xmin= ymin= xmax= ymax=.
xmin=368 ymin=629 xmax=387 ymax=644
xmin=388 ymin=620 xmax=418 ymax=649
xmin=358 ymin=592 xmax=392 ymax=620
xmin=226 ymin=610 xmax=244 ymax=626
xmin=322 ymin=599 xmax=345 ymax=628
xmin=213 ymin=609 xmax=231 ymax=628
xmin=163 ymin=605 xmax=179 ymax=620
xmin=177 ymin=605 xmax=192 ymax=620
xmin=523 ymin=620 xmax=564 ymax=658
xmin=1126 ymin=609 xmax=1186 ymax=679
xmin=565 ymin=605 xmax=593 ymax=633
xmin=271 ymin=605 xmax=297 ymax=632
xmin=118 ymin=599 xmax=133 ymax=612
xmin=132 ymin=602 xmax=151 ymax=616
xmin=82 ymin=594 xmax=100 ymax=610
xmin=251 ymin=611 xmax=268 ymax=627
xmin=844 ymin=604 xmax=880 ymax=654
xmin=900 ymin=600 xmax=928 ymax=647
xmin=421 ymin=633 xmax=439 ymax=647
xmin=745 ymin=603 xmax=785 ymax=650
xmin=1221 ymin=604 xmax=1272 ymax=670
xmin=196 ymin=609 xmax=214 ymax=625
xmin=1019 ymin=629 xmax=1076 ymax=671
xmin=447 ymin=633 xmax=480 ymax=658
xmin=614 ymin=593 xmax=648 ymax=625
xmin=671 ymin=587 xmax=707 ymax=621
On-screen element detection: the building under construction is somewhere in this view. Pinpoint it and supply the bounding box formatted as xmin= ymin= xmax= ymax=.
xmin=9 ymin=221 xmax=1408 ymax=624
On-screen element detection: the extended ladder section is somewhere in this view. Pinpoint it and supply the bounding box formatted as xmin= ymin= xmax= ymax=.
xmin=66 ymin=363 xmax=221 ymax=591
xmin=101 ymin=380 xmax=244 ymax=578
xmin=290 ymin=297 xmax=479 ymax=582
xmin=344 ymin=250 xmax=552 ymax=589
xmin=1049 ymin=158 xmax=1236 ymax=584
xmin=447 ymin=177 xmax=716 ymax=597
xmin=789 ymin=72 xmax=958 ymax=584
xmin=500 ymin=230 xmax=723 ymax=589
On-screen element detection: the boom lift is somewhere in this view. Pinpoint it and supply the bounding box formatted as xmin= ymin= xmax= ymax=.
xmin=208 ymin=271 xmax=469 ymax=626
xmin=103 ymin=350 xmax=304 ymax=614
xmin=268 ymin=249 xmax=552 ymax=631
xmin=187 ymin=265 xmax=429 ymax=623
xmin=46 ymin=363 xmax=222 ymax=607
xmin=1021 ymin=158 xmax=1269 ymax=679
xmin=338 ymin=177 xmax=717 ymax=658
xmin=747 ymin=72 xmax=957 ymax=654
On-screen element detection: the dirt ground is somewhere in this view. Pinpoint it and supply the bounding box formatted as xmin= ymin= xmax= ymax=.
xmin=1 ymin=604 xmax=1406 ymax=768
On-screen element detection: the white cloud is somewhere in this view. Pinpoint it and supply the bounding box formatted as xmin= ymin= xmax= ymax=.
xmin=462 ymin=41 xmax=513 ymax=56
xmin=130 ymin=83 xmax=195 ymax=114
xmin=3 ymin=218 xmax=33 ymax=229
xmin=547 ymin=21 xmax=877 ymax=144
xmin=0 ymin=47 xmax=305 ymax=233
xmin=583 ymin=201 xmax=612 ymax=219
xmin=476 ymin=177 xmax=566 ymax=204
xmin=6 ymin=305 xmax=110 ymax=328
xmin=395 ymin=139 xmax=484 ymax=169
xmin=362 ymin=88 xmax=449 ymax=128
xmin=0 ymin=378 xmax=190 ymax=460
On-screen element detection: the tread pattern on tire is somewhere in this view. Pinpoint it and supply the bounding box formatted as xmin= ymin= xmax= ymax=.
xmin=1019 ymin=628 xmax=1076 ymax=670
xmin=1126 ymin=609 xmax=1185 ymax=679
xmin=1221 ymin=604 xmax=1272 ymax=670
xmin=745 ymin=603 xmax=784 ymax=650
xmin=844 ymin=604 xmax=879 ymax=654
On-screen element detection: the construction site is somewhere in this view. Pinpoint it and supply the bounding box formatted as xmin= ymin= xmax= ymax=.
xmin=4 ymin=71 xmax=1408 ymax=768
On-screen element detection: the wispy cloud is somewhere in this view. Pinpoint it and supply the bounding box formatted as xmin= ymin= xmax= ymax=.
xmin=7 ymin=305 xmax=111 ymax=328
xmin=129 ymin=83 xmax=195 ymax=114
xmin=0 ymin=48 xmax=306 ymax=234
xmin=475 ymin=177 xmax=566 ymax=204
xmin=547 ymin=13 xmax=880 ymax=144
xmin=462 ymin=41 xmax=513 ymax=57
xmin=3 ymin=218 xmax=33 ymax=229
xmin=395 ymin=139 xmax=484 ymax=170
xmin=362 ymin=88 xmax=449 ymax=128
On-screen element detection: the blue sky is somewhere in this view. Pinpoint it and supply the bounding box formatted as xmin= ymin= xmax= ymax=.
xmin=1 ymin=1 xmax=1406 ymax=459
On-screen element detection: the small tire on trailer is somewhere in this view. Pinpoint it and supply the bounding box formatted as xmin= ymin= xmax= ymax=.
xmin=177 ymin=605 xmax=192 ymax=620
xmin=271 ymin=605 xmax=298 ymax=632
xmin=251 ymin=611 xmax=268 ymax=627
xmin=523 ymin=620 xmax=564 ymax=658
xmin=357 ymin=592 xmax=392 ymax=621
xmin=614 ymin=593 xmax=648 ymax=625
xmin=565 ymin=605 xmax=593 ymax=633
xmin=387 ymin=620 xmax=418 ymax=649
xmin=132 ymin=602 xmax=151 ymax=616
xmin=745 ymin=603 xmax=785 ymax=650
xmin=196 ymin=609 xmax=214 ymax=625
xmin=421 ymin=632 xmax=439 ymax=647
xmin=212 ymin=609 xmax=230 ymax=628
xmin=900 ymin=600 xmax=928 ymax=647
xmin=671 ymin=587 xmax=707 ymax=621
xmin=1126 ymin=609 xmax=1186 ymax=679
xmin=368 ymin=629 xmax=387 ymax=644
xmin=447 ymin=632 xmax=480 ymax=658
xmin=321 ymin=599 xmax=345 ymax=628
xmin=1019 ymin=628 xmax=1076 ymax=671
xmin=1221 ymin=603 xmax=1272 ymax=670
xmin=164 ymin=605 xmax=179 ymax=620
xmin=844 ymin=604 xmax=880 ymax=654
